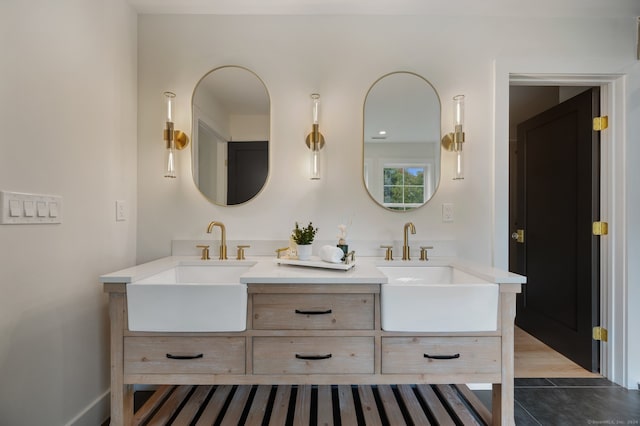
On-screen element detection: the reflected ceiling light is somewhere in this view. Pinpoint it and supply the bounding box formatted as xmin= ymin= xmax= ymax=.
xmin=163 ymin=91 xmax=189 ymax=179
xmin=305 ymin=93 xmax=325 ymax=180
xmin=441 ymin=94 xmax=465 ymax=180
xmin=371 ymin=130 xmax=387 ymax=140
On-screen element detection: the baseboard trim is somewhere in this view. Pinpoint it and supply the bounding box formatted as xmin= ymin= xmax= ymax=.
xmin=64 ymin=389 xmax=110 ymax=426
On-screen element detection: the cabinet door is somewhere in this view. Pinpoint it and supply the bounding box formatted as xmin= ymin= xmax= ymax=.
xmin=382 ymin=337 xmax=501 ymax=375
xmin=253 ymin=337 xmax=374 ymax=374
xmin=124 ymin=336 xmax=245 ymax=375
xmin=252 ymin=293 xmax=374 ymax=330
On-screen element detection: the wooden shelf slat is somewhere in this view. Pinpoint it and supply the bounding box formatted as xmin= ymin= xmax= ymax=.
xmin=293 ymin=385 xmax=312 ymax=426
xmin=358 ymin=385 xmax=383 ymax=425
xmin=337 ymin=385 xmax=358 ymax=426
xmin=194 ymin=385 xmax=233 ymax=426
xmin=268 ymin=385 xmax=292 ymax=426
xmin=171 ymin=385 xmax=212 ymax=425
xmin=220 ymin=384 xmax=252 ymax=426
xmin=377 ymin=384 xmax=405 ymax=425
xmin=132 ymin=385 xmax=175 ymax=426
xmin=317 ymin=385 xmax=334 ymax=426
xmin=398 ymin=384 xmax=432 ymax=425
xmin=146 ymin=385 xmax=193 ymax=426
xmin=245 ymin=385 xmax=272 ymax=425
xmin=436 ymin=384 xmax=482 ymax=426
xmin=415 ymin=384 xmax=455 ymax=426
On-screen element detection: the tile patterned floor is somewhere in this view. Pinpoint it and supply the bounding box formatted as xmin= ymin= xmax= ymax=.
xmin=473 ymin=378 xmax=640 ymax=425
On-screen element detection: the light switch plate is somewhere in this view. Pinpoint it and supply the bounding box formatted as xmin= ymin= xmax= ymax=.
xmin=442 ymin=203 xmax=454 ymax=223
xmin=0 ymin=190 xmax=63 ymax=224
xmin=116 ymin=200 xmax=128 ymax=222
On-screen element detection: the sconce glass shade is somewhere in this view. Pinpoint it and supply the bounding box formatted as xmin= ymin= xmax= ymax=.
xmin=310 ymin=141 xmax=321 ymax=180
xmin=453 ymin=149 xmax=464 ymax=180
xmin=452 ymin=94 xmax=465 ymax=179
xmin=164 ymin=144 xmax=177 ymax=178
xmin=312 ymin=93 xmax=320 ymax=124
xmin=453 ymin=94 xmax=464 ymax=127
xmin=306 ymin=93 xmax=324 ymax=180
xmin=164 ymin=91 xmax=177 ymax=179
xmin=165 ymin=91 xmax=175 ymax=121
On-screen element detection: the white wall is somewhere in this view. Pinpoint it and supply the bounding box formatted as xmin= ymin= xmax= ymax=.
xmin=625 ymin=62 xmax=640 ymax=390
xmin=0 ymin=0 xmax=137 ymax=424
xmin=229 ymin=114 xmax=269 ymax=141
xmin=137 ymin=13 xmax=636 ymax=260
xmin=137 ymin=13 xmax=640 ymax=387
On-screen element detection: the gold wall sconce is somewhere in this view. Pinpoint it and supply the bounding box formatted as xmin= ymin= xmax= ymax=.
xmin=305 ymin=93 xmax=325 ymax=180
xmin=441 ymin=94 xmax=465 ymax=180
xmin=163 ymin=91 xmax=189 ymax=179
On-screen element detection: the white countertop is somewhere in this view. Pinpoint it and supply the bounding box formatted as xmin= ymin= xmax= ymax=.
xmin=100 ymin=256 xmax=526 ymax=286
xmin=240 ymin=257 xmax=385 ymax=284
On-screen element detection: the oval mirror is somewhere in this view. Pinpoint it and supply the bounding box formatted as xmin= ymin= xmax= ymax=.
xmin=363 ymin=72 xmax=441 ymax=211
xmin=192 ymin=66 xmax=270 ymax=206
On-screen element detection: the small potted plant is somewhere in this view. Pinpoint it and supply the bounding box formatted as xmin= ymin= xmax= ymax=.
xmin=292 ymin=221 xmax=318 ymax=260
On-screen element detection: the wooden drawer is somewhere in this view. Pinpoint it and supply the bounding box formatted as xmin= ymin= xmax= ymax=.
xmin=253 ymin=337 xmax=374 ymax=374
xmin=252 ymin=293 xmax=374 ymax=330
xmin=124 ymin=336 xmax=245 ymax=375
xmin=381 ymin=337 xmax=501 ymax=375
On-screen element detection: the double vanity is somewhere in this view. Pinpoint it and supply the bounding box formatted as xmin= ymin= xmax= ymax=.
xmin=102 ymin=251 xmax=523 ymax=425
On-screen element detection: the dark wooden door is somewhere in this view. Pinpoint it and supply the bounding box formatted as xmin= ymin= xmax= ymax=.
xmin=227 ymin=141 xmax=268 ymax=205
xmin=510 ymin=88 xmax=601 ymax=372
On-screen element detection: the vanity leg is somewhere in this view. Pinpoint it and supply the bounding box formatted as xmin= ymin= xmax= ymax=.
xmin=491 ymin=384 xmax=502 ymax=425
xmin=109 ymin=293 xmax=133 ymax=425
xmin=493 ymin=292 xmax=517 ymax=426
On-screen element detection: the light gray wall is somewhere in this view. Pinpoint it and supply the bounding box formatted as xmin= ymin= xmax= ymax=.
xmin=624 ymin=62 xmax=640 ymax=393
xmin=136 ymin=13 xmax=636 ymax=261
xmin=0 ymin=0 xmax=138 ymax=424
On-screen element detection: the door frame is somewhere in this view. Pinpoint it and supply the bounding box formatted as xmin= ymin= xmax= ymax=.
xmin=494 ymin=64 xmax=627 ymax=386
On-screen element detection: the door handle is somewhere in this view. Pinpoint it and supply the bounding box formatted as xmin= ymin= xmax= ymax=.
xmin=511 ymin=229 xmax=525 ymax=243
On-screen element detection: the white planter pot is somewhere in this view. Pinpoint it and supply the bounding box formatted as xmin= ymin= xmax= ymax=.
xmin=297 ymin=244 xmax=312 ymax=261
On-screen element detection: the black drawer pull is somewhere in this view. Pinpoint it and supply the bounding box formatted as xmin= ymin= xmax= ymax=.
xmin=166 ymin=353 xmax=204 ymax=360
xmin=424 ymin=353 xmax=460 ymax=360
xmin=295 ymin=309 xmax=333 ymax=315
xmin=295 ymin=353 xmax=333 ymax=360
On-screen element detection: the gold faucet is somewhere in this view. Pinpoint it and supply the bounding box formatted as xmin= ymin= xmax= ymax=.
xmin=206 ymin=221 xmax=228 ymax=260
xmin=403 ymin=222 xmax=416 ymax=260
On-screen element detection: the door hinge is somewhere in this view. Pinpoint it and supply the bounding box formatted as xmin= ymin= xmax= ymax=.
xmin=593 ymin=221 xmax=608 ymax=236
xmin=593 ymin=116 xmax=609 ymax=131
xmin=593 ymin=326 xmax=608 ymax=342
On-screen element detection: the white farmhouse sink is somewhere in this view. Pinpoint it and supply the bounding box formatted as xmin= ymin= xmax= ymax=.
xmin=379 ymin=266 xmax=499 ymax=332
xmin=127 ymin=262 xmax=254 ymax=332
